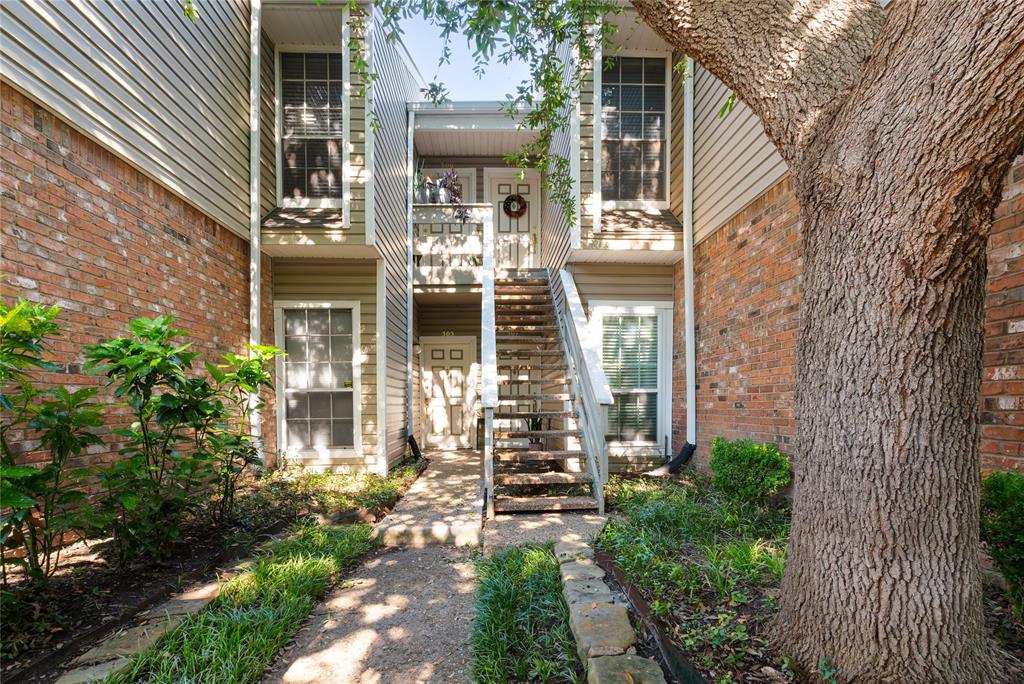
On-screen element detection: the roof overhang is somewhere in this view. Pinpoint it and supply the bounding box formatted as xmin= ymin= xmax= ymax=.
xmin=409 ymin=100 xmax=538 ymax=157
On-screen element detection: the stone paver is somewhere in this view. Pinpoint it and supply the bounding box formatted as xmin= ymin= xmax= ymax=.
xmin=588 ymin=654 xmax=668 ymax=684
xmin=483 ymin=511 xmax=606 ymax=549
xmin=374 ymin=451 xmax=482 ymax=548
xmin=263 ymin=546 xmax=476 ymax=684
xmin=569 ymin=601 xmax=637 ymax=660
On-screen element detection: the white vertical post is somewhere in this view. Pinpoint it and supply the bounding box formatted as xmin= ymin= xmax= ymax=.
xmin=480 ymin=211 xmax=498 ymax=518
xmin=248 ymin=0 xmax=263 ymax=448
xmin=682 ymin=56 xmax=697 ymax=446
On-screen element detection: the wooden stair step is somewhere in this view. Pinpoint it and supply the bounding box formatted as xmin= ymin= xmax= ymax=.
xmin=496 ymin=336 xmax=558 ymax=344
xmin=498 ymin=393 xmax=573 ymax=402
xmin=495 ymin=429 xmax=581 ymax=438
xmin=493 ymin=495 xmax=599 ymax=513
xmin=497 ymin=325 xmax=558 ymax=332
xmin=494 ymin=472 xmax=591 ymax=486
xmin=497 ymin=363 xmax=567 ymax=370
xmin=496 ymin=295 xmax=551 ymax=302
xmin=495 ymin=450 xmax=585 ymax=462
xmin=493 ymin=410 xmax=577 ymax=419
xmin=495 ymin=277 xmax=549 ymax=285
xmin=497 ymin=349 xmax=563 ymax=356
xmin=499 ymin=379 xmax=568 ymax=387
xmin=496 ymin=303 xmax=554 ymax=310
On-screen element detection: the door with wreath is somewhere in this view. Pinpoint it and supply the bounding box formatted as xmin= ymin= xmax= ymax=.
xmin=486 ymin=172 xmax=540 ymax=270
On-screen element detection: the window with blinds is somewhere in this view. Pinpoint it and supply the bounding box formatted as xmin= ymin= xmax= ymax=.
xmin=602 ymin=314 xmax=659 ymax=442
xmin=283 ymin=308 xmax=355 ymax=449
xmin=601 ymin=56 xmax=667 ymax=202
xmin=280 ymin=52 xmax=343 ymax=201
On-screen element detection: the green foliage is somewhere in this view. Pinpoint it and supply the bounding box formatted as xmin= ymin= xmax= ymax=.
xmin=598 ymin=476 xmax=789 ymax=680
xmin=1 ymin=301 xmax=101 ymax=585
xmin=109 ymin=521 xmax=376 ymax=684
xmin=472 ymin=546 xmax=582 ymax=684
xmin=710 ymin=437 xmax=791 ymax=505
xmin=980 ymin=471 xmax=1024 ymax=618
xmin=84 ymin=317 xmax=281 ymax=566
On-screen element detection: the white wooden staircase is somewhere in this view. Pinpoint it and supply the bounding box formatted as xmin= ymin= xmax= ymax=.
xmin=488 ymin=270 xmax=601 ymax=513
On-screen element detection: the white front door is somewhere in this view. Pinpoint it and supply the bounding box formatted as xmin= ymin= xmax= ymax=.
xmin=421 ymin=337 xmax=477 ymax=449
xmin=486 ymin=173 xmax=540 ymax=270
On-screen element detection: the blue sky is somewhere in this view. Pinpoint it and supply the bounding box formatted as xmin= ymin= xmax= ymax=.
xmin=398 ymin=15 xmax=531 ymax=101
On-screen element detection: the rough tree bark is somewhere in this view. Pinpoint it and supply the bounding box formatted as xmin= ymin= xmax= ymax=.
xmin=632 ymin=0 xmax=1024 ymax=680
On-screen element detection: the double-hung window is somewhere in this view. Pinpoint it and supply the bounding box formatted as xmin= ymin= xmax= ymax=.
xmin=280 ymin=52 xmax=344 ymax=204
xmin=277 ymin=303 xmax=359 ymax=453
xmin=600 ymin=56 xmax=668 ymax=203
xmin=591 ymin=302 xmax=672 ymax=452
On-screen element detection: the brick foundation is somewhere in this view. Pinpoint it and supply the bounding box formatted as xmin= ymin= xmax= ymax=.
xmin=1 ymin=84 xmax=277 ymax=473
xmin=674 ymin=155 xmax=1024 ymax=472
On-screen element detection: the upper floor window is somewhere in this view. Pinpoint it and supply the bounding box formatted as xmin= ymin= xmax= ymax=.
xmin=601 ymin=56 xmax=667 ymax=203
xmin=280 ymin=52 xmax=344 ymax=203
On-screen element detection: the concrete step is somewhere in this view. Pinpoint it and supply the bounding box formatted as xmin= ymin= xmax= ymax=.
xmin=493 ymin=495 xmax=599 ymax=513
xmin=494 ymin=472 xmax=591 ymax=486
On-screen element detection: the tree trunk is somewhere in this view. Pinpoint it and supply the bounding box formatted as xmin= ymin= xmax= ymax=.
xmin=780 ymin=161 xmax=1010 ymax=682
xmin=630 ymin=1 xmax=1024 ymax=679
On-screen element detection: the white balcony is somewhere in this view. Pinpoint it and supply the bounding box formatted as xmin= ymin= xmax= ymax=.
xmin=413 ymin=204 xmax=493 ymax=290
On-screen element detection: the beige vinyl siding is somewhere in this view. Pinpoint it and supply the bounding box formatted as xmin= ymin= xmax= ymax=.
xmin=692 ymin=63 xmax=787 ymax=244
xmin=669 ymin=51 xmax=686 ymax=219
xmin=540 ymin=40 xmax=576 ymax=269
xmin=259 ymin=30 xmax=276 ymax=216
xmin=273 ymin=259 xmax=378 ymax=467
xmin=1 ymin=0 xmax=250 ymax=235
xmin=371 ymin=8 xmax=422 ymax=467
xmin=579 ymin=52 xmax=596 ymax=240
xmin=567 ymin=263 xmax=675 ymax=313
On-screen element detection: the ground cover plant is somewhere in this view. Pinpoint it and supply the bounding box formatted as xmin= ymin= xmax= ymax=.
xmin=106 ymin=520 xmax=376 ymax=684
xmin=471 ymin=545 xmax=583 ymax=684
xmin=980 ymin=471 xmax=1024 ymax=619
xmin=599 ymin=473 xmax=791 ymax=683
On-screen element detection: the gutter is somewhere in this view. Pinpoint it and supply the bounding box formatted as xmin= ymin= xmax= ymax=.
xmin=682 ymin=56 xmax=697 ymax=445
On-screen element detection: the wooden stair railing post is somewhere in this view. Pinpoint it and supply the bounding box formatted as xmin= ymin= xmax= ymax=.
xmin=480 ymin=210 xmax=498 ymax=519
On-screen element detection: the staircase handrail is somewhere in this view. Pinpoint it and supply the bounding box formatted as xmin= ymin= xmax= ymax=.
xmin=550 ymin=268 xmax=613 ymax=511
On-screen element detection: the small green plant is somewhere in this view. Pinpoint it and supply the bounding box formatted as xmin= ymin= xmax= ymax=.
xmin=472 ymin=545 xmax=582 ymax=684
xmin=710 ymin=437 xmax=791 ymax=505
xmin=980 ymin=470 xmax=1024 ymax=618
xmin=818 ymin=656 xmax=839 ymax=683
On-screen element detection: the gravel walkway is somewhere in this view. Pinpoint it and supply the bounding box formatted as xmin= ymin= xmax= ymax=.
xmin=264 ymin=546 xmax=476 ymax=684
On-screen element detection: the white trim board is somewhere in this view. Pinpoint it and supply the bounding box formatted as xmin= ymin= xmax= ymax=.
xmin=273 ymin=299 xmax=364 ymax=463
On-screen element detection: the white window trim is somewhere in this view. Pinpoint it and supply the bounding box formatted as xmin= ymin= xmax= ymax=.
xmin=419 ymin=167 xmax=477 ymax=203
xmin=598 ymin=48 xmax=673 ymax=212
xmin=274 ymin=299 xmax=363 ymax=461
xmin=274 ymin=27 xmax=352 ymax=216
xmin=589 ymin=300 xmax=673 ymax=455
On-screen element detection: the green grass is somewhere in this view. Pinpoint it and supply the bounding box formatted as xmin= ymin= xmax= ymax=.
xmin=471 ymin=546 xmax=583 ymax=684
xmin=598 ymin=475 xmax=790 ymax=681
xmin=107 ymin=521 xmax=377 ymax=684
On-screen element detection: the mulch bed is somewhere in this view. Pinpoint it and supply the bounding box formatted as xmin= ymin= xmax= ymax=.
xmin=1 ymin=462 xmax=427 ymax=682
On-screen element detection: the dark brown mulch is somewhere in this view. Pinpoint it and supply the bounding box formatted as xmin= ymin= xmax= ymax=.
xmin=985 ymin=583 xmax=1024 ymax=671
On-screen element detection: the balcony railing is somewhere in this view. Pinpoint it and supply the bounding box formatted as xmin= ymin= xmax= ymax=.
xmin=412 ymin=204 xmax=492 ymax=287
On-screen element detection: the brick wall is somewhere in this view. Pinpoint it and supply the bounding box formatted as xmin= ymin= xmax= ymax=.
xmin=674 ymin=155 xmax=1024 ymax=472
xmin=981 ymin=156 xmax=1024 ymax=471
xmin=672 ymin=176 xmax=801 ymax=465
xmin=1 ymin=84 xmax=277 ymax=472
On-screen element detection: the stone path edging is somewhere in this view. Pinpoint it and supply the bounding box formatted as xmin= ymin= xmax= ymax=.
xmin=553 ymin=540 xmax=667 ymax=684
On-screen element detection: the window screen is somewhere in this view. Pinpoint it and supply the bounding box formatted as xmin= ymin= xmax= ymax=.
xmin=602 ymin=314 xmax=658 ymax=442
xmin=281 ymin=52 xmax=344 ymax=200
xmin=601 ymin=57 xmax=666 ymax=201
xmin=283 ymin=308 xmax=355 ymax=449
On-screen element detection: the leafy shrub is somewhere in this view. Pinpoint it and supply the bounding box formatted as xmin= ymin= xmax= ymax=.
xmin=710 ymin=437 xmax=791 ymax=505
xmin=84 ymin=316 xmax=281 ymax=565
xmin=980 ymin=471 xmax=1024 ymax=618
xmin=1 ymin=301 xmax=101 ymax=584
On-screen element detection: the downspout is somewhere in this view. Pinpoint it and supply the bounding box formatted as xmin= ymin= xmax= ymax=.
xmin=682 ymin=56 xmax=696 ymax=446
xmin=248 ymin=0 xmax=263 ymax=451
xmin=405 ymin=110 xmax=415 ymax=439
